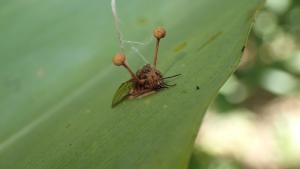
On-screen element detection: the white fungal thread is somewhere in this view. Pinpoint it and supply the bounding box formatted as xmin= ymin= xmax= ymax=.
xmin=111 ymin=0 xmax=149 ymax=63
xmin=111 ymin=0 xmax=124 ymax=51
xmin=130 ymin=46 xmax=149 ymax=63
xmin=123 ymin=40 xmax=145 ymax=45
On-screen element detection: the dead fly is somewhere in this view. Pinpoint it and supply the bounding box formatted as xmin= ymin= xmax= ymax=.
xmin=111 ymin=27 xmax=180 ymax=107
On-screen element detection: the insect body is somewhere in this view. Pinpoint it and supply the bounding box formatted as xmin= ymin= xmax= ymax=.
xmin=112 ymin=27 xmax=180 ymax=107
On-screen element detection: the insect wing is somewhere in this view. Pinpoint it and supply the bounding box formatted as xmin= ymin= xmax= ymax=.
xmin=112 ymin=81 xmax=133 ymax=107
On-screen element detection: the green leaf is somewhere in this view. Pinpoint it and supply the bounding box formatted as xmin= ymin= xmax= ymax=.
xmin=0 ymin=0 xmax=263 ymax=169
xmin=112 ymin=80 xmax=133 ymax=108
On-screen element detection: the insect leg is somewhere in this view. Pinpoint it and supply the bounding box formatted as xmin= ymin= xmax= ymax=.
xmin=161 ymin=74 xmax=181 ymax=80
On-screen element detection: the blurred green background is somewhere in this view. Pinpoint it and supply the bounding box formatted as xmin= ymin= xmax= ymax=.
xmin=191 ymin=0 xmax=300 ymax=169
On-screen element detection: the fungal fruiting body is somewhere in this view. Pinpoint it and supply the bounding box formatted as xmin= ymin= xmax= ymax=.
xmin=112 ymin=27 xmax=180 ymax=107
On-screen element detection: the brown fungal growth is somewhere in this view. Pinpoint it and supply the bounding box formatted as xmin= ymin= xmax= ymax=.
xmin=131 ymin=64 xmax=172 ymax=97
xmin=112 ymin=53 xmax=138 ymax=81
xmin=153 ymin=27 xmax=166 ymax=66
xmin=112 ymin=27 xmax=180 ymax=107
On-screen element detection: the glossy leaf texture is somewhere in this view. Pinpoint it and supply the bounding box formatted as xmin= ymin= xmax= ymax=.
xmin=0 ymin=0 xmax=263 ymax=169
